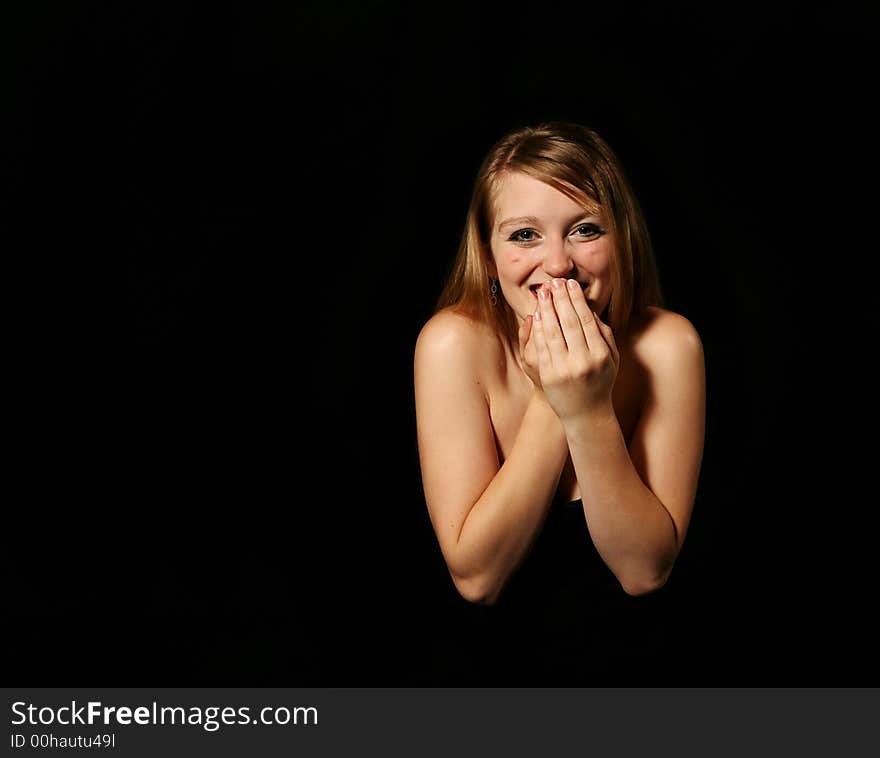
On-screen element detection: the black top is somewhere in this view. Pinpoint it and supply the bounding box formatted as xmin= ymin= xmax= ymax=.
xmin=455 ymin=495 xmax=670 ymax=685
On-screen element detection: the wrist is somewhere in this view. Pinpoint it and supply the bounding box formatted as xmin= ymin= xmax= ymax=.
xmin=529 ymin=389 xmax=567 ymax=433
xmin=561 ymin=402 xmax=618 ymax=441
xmin=529 ymin=388 xmax=551 ymax=414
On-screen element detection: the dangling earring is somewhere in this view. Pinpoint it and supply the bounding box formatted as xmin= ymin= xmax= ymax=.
xmin=489 ymin=278 xmax=498 ymax=306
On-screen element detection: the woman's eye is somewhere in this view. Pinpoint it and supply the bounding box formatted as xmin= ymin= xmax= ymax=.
xmin=509 ymin=229 xmax=537 ymax=242
xmin=573 ymin=223 xmax=603 ymax=238
xmin=508 ymin=225 xmax=604 ymax=243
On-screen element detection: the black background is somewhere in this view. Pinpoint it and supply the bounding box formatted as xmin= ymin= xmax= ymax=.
xmin=3 ymin=1 xmax=878 ymax=684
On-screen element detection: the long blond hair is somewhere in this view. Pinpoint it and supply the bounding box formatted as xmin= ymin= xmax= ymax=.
xmin=435 ymin=121 xmax=663 ymax=355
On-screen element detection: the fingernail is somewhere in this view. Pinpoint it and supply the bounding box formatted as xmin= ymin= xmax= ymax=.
xmin=567 ymin=279 xmax=579 ymax=290
xmin=539 ymin=287 xmax=549 ymax=300
xmin=552 ymin=279 xmax=562 ymax=289
xmin=534 ymin=309 xmax=541 ymax=321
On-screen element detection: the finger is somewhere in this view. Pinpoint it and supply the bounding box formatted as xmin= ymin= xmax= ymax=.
xmin=537 ymin=284 xmax=564 ymax=368
xmin=595 ymin=313 xmax=620 ymax=367
xmin=564 ymin=278 xmax=604 ymax=352
xmin=518 ymin=315 xmax=532 ymax=355
xmin=531 ymin=306 xmax=553 ymax=375
xmin=552 ymin=278 xmax=588 ymax=356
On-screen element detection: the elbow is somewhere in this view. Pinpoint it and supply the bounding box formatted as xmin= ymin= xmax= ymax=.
xmin=619 ymin=566 xmax=672 ymax=597
xmin=452 ymin=572 xmax=501 ymax=606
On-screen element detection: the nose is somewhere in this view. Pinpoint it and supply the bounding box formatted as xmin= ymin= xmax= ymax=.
xmin=541 ymin=239 xmax=576 ymax=278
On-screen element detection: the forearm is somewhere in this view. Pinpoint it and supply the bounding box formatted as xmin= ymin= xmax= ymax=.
xmin=564 ymin=405 xmax=678 ymax=595
xmin=454 ymin=391 xmax=569 ymax=604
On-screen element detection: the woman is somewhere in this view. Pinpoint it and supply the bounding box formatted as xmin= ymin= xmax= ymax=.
xmin=413 ymin=122 xmax=705 ymax=680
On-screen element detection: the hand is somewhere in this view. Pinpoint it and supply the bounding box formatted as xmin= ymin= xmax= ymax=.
xmin=530 ymin=278 xmax=620 ymax=422
xmin=517 ymin=313 xmax=542 ymax=391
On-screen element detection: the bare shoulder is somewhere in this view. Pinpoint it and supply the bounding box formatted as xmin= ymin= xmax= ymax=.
xmin=414 ymin=306 xmax=500 ymax=379
xmin=626 ymin=306 xmax=704 ymax=369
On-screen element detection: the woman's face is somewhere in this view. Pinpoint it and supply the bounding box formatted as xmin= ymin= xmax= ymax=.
xmin=488 ymin=171 xmax=614 ymax=322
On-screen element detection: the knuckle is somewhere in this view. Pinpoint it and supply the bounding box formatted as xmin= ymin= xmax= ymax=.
xmin=582 ymin=354 xmax=611 ymax=376
xmin=571 ymin=360 xmax=589 ymax=378
xmin=560 ymin=313 xmax=579 ymax=329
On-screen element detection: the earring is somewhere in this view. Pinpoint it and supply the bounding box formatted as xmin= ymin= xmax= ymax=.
xmin=489 ymin=278 xmax=498 ymax=306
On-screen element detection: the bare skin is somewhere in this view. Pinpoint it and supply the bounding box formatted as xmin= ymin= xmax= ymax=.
xmin=414 ymin=173 xmax=706 ymax=604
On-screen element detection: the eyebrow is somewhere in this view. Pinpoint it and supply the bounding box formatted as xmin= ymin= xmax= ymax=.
xmin=497 ymin=212 xmax=597 ymax=231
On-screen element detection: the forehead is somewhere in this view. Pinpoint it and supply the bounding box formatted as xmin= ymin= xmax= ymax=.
xmin=491 ymin=172 xmax=595 ymax=224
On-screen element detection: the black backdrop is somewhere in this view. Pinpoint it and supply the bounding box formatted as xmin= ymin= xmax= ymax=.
xmin=4 ymin=1 xmax=878 ymax=684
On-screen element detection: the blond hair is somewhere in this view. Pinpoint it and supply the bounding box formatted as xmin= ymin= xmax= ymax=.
xmin=435 ymin=121 xmax=663 ymax=355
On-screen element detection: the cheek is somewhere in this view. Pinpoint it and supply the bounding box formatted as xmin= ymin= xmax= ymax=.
xmin=497 ymin=250 xmax=527 ymax=278
xmin=583 ymin=244 xmax=613 ymax=278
